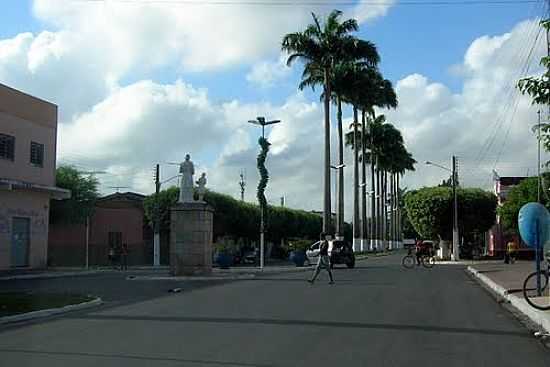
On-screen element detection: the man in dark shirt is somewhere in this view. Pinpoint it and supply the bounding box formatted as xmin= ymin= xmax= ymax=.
xmin=308 ymin=233 xmax=334 ymax=284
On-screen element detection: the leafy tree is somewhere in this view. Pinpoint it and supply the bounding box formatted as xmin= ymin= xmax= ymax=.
xmin=498 ymin=176 xmax=549 ymax=233
xmin=405 ymin=187 xmax=496 ymax=241
xmin=517 ymin=19 xmax=550 ymax=161
xmin=50 ymin=165 xmax=99 ymax=224
xmin=143 ymin=186 xmax=179 ymax=232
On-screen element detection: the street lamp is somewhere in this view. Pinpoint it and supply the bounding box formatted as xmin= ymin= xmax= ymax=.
xmin=426 ymin=157 xmax=459 ymax=261
xmin=248 ymin=116 xmax=282 ymax=270
xmin=330 ymin=164 xmax=346 ymax=239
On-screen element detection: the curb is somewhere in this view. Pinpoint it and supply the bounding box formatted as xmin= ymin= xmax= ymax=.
xmin=467 ymin=266 xmax=550 ymax=334
xmin=0 ymin=297 xmax=103 ymax=325
xmin=0 ymin=270 xmax=103 ymax=281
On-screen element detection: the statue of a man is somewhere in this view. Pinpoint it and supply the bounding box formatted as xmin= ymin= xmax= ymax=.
xmin=196 ymin=173 xmax=207 ymax=202
xmin=179 ymin=154 xmax=195 ymax=203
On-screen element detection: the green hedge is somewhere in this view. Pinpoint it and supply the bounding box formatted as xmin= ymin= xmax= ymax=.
xmin=144 ymin=187 xmax=333 ymax=244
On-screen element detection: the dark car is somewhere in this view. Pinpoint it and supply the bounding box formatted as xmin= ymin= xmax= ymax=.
xmin=329 ymin=240 xmax=356 ymax=269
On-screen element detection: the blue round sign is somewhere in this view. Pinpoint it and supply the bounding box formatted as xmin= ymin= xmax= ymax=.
xmin=518 ymin=202 xmax=550 ymax=248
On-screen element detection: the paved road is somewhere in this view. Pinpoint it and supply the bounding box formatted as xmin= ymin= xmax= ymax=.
xmin=1 ymin=254 xmax=549 ymax=366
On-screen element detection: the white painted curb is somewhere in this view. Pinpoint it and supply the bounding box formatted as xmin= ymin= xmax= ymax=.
xmin=0 ymin=297 xmax=103 ymax=325
xmin=467 ymin=266 xmax=550 ymax=334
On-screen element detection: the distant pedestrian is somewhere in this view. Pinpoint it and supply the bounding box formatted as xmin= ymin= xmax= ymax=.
xmin=307 ymin=233 xmax=334 ymax=285
xmin=507 ymin=240 xmax=517 ymax=264
xmin=108 ymin=246 xmax=116 ymax=269
xmin=121 ymin=243 xmax=129 ymax=271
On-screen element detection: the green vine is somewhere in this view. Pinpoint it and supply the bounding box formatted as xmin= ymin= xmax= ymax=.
xmin=257 ymin=137 xmax=271 ymax=231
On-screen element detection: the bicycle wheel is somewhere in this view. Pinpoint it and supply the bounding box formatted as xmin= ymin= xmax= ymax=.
xmin=523 ymin=271 xmax=550 ymax=310
xmin=402 ymin=255 xmax=415 ymax=269
xmin=422 ymin=256 xmax=436 ymax=268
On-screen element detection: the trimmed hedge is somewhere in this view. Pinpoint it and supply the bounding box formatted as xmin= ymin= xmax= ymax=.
xmin=143 ymin=187 xmax=338 ymax=244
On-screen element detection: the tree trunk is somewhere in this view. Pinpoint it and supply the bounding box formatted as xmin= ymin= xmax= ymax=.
xmin=370 ymin=131 xmax=378 ymax=250
xmin=323 ymin=67 xmax=331 ymax=235
xmin=397 ymin=174 xmax=401 ymax=246
xmin=376 ymin=158 xmax=381 ymax=251
xmin=352 ymin=106 xmax=360 ymax=250
xmin=389 ymin=172 xmax=394 ymax=249
xmin=383 ymin=170 xmax=388 ymax=250
xmin=361 ymin=110 xmax=367 ymax=251
xmin=336 ymin=96 xmax=344 ymax=239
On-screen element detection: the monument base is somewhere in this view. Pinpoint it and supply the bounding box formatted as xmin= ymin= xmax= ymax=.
xmin=170 ymin=201 xmax=214 ymax=276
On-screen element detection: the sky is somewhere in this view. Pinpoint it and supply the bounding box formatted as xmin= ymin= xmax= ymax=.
xmin=0 ymin=0 xmax=549 ymax=220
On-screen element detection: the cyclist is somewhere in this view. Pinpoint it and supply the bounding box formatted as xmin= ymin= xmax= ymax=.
xmin=415 ymin=239 xmax=424 ymax=266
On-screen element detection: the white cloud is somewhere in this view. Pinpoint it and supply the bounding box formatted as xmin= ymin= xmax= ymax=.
xmin=246 ymin=54 xmax=291 ymax=89
xmin=346 ymin=0 xmax=396 ymax=24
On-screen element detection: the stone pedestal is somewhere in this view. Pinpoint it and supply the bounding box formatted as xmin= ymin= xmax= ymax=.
xmin=170 ymin=202 xmax=214 ymax=276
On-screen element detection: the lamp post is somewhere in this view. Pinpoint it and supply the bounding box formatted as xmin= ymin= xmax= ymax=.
xmin=426 ymin=157 xmax=459 ymax=261
xmin=331 ymin=164 xmax=346 ymax=240
xmin=248 ymin=116 xmax=282 ymax=270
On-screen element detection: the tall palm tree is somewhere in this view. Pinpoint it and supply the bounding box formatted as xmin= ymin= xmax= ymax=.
xmin=282 ymin=10 xmax=374 ymax=235
xmin=298 ymin=46 xmax=379 ymax=239
xmin=345 ymin=68 xmax=395 ymax=249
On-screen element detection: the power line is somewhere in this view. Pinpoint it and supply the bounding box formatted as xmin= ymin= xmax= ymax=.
xmin=72 ymin=0 xmax=540 ymax=6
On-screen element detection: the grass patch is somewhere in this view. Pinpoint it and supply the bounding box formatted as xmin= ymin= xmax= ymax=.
xmin=0 ymin=292 xmax=95 ymax=317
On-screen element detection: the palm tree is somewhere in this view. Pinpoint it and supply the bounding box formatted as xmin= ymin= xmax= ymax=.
xmin=344 ymin=68 xmax=395 ymax=249
xmin=282 ymin=10 xmax=367 ymax=235
xmin=296 ymin=41 xmax=379 ymax=239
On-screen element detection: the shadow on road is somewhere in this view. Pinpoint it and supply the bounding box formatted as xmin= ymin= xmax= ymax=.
xmin=73 ymin=314 xmax=530 ymax=338
xmin=0 ymin=348 xmax=279 ymax=367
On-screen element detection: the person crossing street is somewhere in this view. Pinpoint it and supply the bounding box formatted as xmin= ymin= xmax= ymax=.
xmin=307 ymin=233 xmax=334 ymax=285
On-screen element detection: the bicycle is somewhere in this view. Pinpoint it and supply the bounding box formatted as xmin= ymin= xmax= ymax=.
xmin=402 ymin=248 xmax=436 ymax=269
xmin=522 ymin=252 xmax=550 ymax=311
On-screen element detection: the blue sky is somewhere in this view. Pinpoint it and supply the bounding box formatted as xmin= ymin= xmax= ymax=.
xmin=0 ymin=0 xmax=546 ymax=211
xmin=0 ymin=1 xmax=537 ymax=103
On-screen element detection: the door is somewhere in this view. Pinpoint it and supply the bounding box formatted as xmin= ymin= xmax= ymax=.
xmin=12 ymin=217 xmax=30 ymax=267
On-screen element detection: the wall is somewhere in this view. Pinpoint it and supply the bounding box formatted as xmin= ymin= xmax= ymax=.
xmin=0 ymin=84 xmax=57 ymax=187
xmin=49 ymin=205 xmax=149 ymax=266
xmin=0 ymin=190 xmax=50 ymax=269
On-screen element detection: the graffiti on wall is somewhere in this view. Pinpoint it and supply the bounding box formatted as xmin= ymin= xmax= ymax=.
xmin=0 ymin=208 xmax=47 ymax=235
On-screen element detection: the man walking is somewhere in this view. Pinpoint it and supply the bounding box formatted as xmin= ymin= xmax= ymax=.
xmin=308 ymin=233 xmax=334 ymax=284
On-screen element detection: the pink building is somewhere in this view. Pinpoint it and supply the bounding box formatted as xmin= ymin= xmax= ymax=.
xmin=48 ymin=192 xmax=155 ymax=266
xmin=488 ymin=176 xmax=527 ymax=257
xmin=0 ymin=83 xmax=69 ymax=270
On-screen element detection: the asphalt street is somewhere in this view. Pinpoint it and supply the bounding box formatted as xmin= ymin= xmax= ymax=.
xmin=1 ymin=254 xmax=549 ymax=366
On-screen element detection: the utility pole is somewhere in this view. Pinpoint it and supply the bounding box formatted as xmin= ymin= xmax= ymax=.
xmin=538 ymin=110 xmax=542 ymax=203
xmin=239 ymin=170 xmax=246 ymax=201
xmin=452 ymin=155 xmax=460 ymax=261
xmin=153 ymin=164 xmax=161 ymax=267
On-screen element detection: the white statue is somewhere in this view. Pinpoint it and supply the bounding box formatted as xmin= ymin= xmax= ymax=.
xmin=196 ymin=173 xmax=207 ymax=202
xmin=179 ymin=154 xmax=195 ymax=203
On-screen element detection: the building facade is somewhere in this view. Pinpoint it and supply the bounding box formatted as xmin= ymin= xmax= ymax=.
xmin=48 ymin=192 xmax=156 ymax=266
xmin=0 ymin=83 xmax=69 ymax=270
xmin=488 ymin=176 xmax=527 ymax=257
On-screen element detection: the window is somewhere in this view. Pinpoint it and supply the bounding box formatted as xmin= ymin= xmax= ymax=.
xmin=30 ymin=142 xmax=44 ymax=167
xmin=0 ymin=134 xmax=15 ymax=161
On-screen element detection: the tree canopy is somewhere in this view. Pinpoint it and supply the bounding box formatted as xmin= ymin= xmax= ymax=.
xmin=50 ymin=165 xmax=99 ymax=224
xmin=404 ymin=187 xmax=497 ymax=240
xmin=497 ymin=176 xmax=550 ymax=234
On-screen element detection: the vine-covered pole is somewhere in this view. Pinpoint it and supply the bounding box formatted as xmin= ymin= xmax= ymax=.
xmin=247 ymin=116 xmax=282 ymax=269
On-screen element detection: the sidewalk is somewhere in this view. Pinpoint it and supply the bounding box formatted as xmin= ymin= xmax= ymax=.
xmin=467 ymin=261 xmax=550 ymax=334
xmin=0 ymin=266 xmax=169 ymax=281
